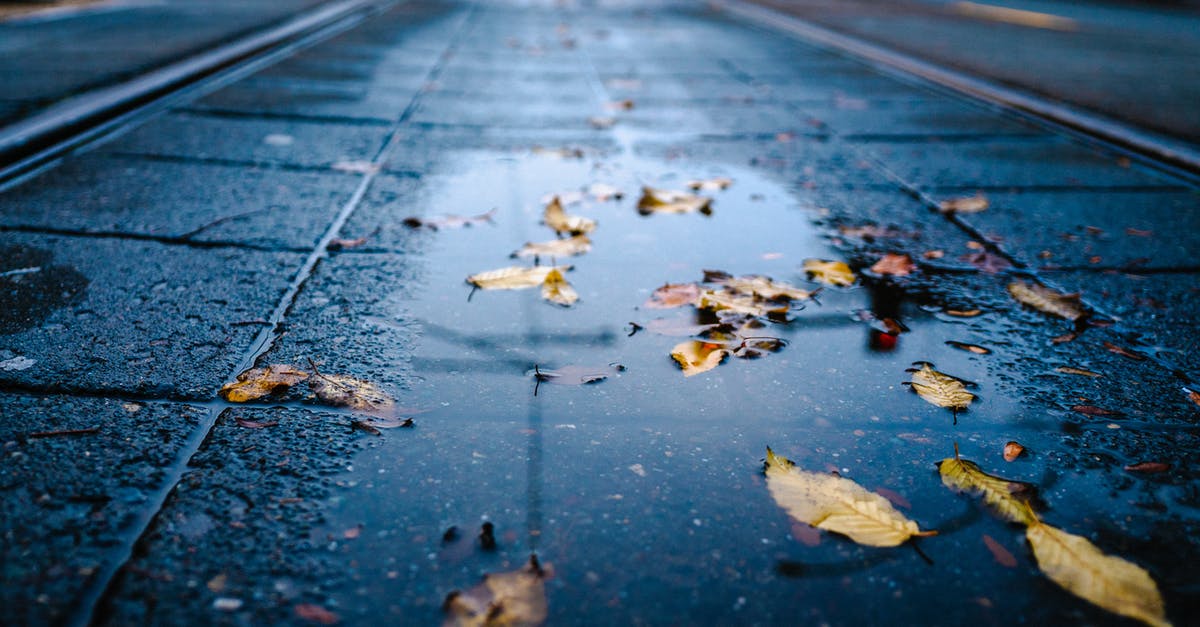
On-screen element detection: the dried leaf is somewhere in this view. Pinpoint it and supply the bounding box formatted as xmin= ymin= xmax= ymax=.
xmin=540 ymin=268 xmax=578 ymax=307
xmin=695 ymin=288 xmax=788 ymax=318
xmin=704 ymin=271 xmax=815 ymax=301
xmin=906 ymin=363 xmax=975 ymax=413
xmin=765 ymin=448 xmax=935 ymax=547
xmin=1056 ymin=366 xmax=1101 ymax=377
xmin=543 ymin=196 xmax=596 ymax=235
xmin=938 ymin=193 xmax=989 ymax=214
xmin=219 ymin=364 xmax=309 ymax=403
xmin=803 ymin=259 xmax=855 ymax=286
xmin=983 ymin=534 xmax=1018 ymax=568
xmin=404 ymin=209 xmax=496 ymax=230
xmin=945 ymin=340 xmax=990 ymax=355
xmin=1026 ymin=521 xmax=1169 ymax=627
xmin=869 ymin=253 xmax=915 ymax=277
xmin=587 ymin=183 xmax=623 ymax=201
xmin=1071 ymin=405 xmax=1124 ymax=417
xmin=1185 ymin=388 xmax=1200 ymax=407
xmin=685 ymin=177 xmax=733 ymax=191
xmin=467 ymin=266 xmax=571 ymax=290
xmin=670 ymin=341 xmax=729 ymax=377
xmin=511 ymin=235 xmax=591 ymax=259
xmin=1008 ymin=281 xmax=1088 ymax=321
xmin=938 ymin=446 xmax=1037 ymax=525
xmin=1124 ymin=462 xmax=1170 ymax=473
xmin=235 ymin=418 xmax=279 ymax=429
xmin=328 ymin=236 xmax=369 ymax=250
xmin=1103 ymin=341 xmax=1147 ymax=361
xmin=636 ymin=187 xmax=713 ymax=216
xmin=944 ymin=309 xmax=982 ymax=317
xmin=310 ymin=372 xmax=395 ymax=416
xmin=643 ymin=283 xmax=701 ymax=309
xmin=442 ymin=555 xmax=549 ymax=627
xmin=1003 ymin=441 xmax=1025 ymax=462
xmin=294 ymin=603 xmax=340 ymax=625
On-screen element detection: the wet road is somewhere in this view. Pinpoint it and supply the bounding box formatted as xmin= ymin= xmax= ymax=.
xmin=2 ymin=1 xmax=1199 ymax=625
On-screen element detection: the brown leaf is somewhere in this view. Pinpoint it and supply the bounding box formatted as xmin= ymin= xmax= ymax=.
xmin=644 ymin=283 xmax=701 ymax=309
xmin=1103 ymin=341 xmax=1147 ymax=361
xmin=636 ymin=187 xmax=713 ymax=216
xmin=938 ymin=193 xmax=989 ymax=214
xmin=1071 ymin=405 xmax=1125 ymax=417
xmin=235 ymin=418 xmax=279 ymax=429
xmin=1051 ymin=331 xmax=1080 ymax=344
xmin=670 ymin=341 xmax=729 ymax=377
xmin=1008 ymin=281 xmax=1088 ymax=321
xmin=328 ymin=236 xmax=369 ymax=250
xmin=295 ymin=603 xmax=340 ymax=625
xmin=870 ymin=253 xmax=915 ymax=276
xmin=543 ymin=196 xmax=596 ymax=235
xmin=308 ymin=368 xmax=395 ymax=417
xmin=802 ymin=259 xmax=855 ymax=286
xmin=960 ymin=250 xmax=1012 ymax=274
xmin=923 ymin=249 xmax=945 ymax=260
xmin=1186 ymin=388 xmax=1200 ymax=407
xmin=442 ymin=555 xmax=549 ymax=627
xmin=1124 ymin=462 xmax=1170 ymax=473
xmin=983 ymin=534 xmax=1018 ymax=568
xmin=945 ymin=341 xmax=990 ymax=355
xmin=220 ymin=364 xmax=309 ymax=403
xmin=1056 ymin=366 xmax=1101 ymax=377
xmin=944 ymin=309 xmax=982 ymax=317
xmin=1003 ymin=441 xmax=1025 ymax=462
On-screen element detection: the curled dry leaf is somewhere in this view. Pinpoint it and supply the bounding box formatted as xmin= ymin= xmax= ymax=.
xmin=938 ymin=445 xmax=1037 ymax=525
xmin=1103 ymin=341 xmax=1147 ymax=361
xmin=442 ymin=555 xmax=550 ymax=627
xmin=938 ymin=192 xmax=989 ymax=214
xmin=543 ymin=196 xmax=596 ymax=235
xmin=540 ymin=268 xmax=578 ymax=307
xmin=945 ymin=340 xmax=990 ymax=355
xmin=906 ymin=363 xmax=975 ymax=414
xmin=587 ymin=182 xmax=623 ymax=202
xmin=869 ymin=253 xmax=915 ymax=277
xmin=685 ymin=177 xmax=733 ymax=191
xmin=1026 ymin=521 xmax=1170 ymax=627
xmin=512 ymin=235 xmax=591 ymax=259
xmin=765 ymin=448 xmax=936 ymax=547
xmin=219 ymin=364 xmax=309 ymax=403
xmin=803 ymin=259 xmax=855 ymax=286
xmin=670 ymin=340 xmax=729 ymax=377
xmin=1056 ymin=366 xmax=1101 ymax=377
xmin=704 ymin=270 xmax=816 ymax=302
xmin=644 ymin=283 xmax=701 ymax=309
xmin=696 ymin=289 xmax=788 ymax=318
xmin=1003 ymin=441 xmax=1025 ymax=462
xmin=637 ymin=187 xmax=713 ymax=216
xmin=310 ymin=372 xmax=396 ymax=416
xmin=1008 ymin=281 xmax=1088 ymax=321
xmin=467 ymin=265 xmax=571 ymax=290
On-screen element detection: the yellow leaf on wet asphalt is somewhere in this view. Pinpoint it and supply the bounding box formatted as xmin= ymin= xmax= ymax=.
xmin=543 ymin=196 xmax=595 ymax=235
xmin=541 ymin=268 xmax=578 ymax=307
xmin=938 ymin=192 xmax=989 ymax=214
xmin=938 ymin=445 xmax=1038 ymax=525
xmin=670 ymin=340 xmax=729 ymax=377
xmin=685 ymin=177 xmax=733 ymax=191
xmin=1008 ymin=280 xmax=1088 ymax=321
xmin=1026 ymin=522 xmax=1170 ymax=627
xmin=219 ymin=364 xmax=309 ymax=403
xmin=906 ymin=362 xmax=974 ymax=413
xmin=467 ymin=266 xmax=571 ymax=290
xmin=443 ymin=555 xmax=550 ymax=627
xmin=512 ymin=235 xmax=592 ymax=259
xmin=310 ymin=372 xmax=395 ymax=416
xmin=802 ymin=259 xmax=855 ymax=286
xmin=765 ymin=448 xmax=935 ymax=547
xmin=636 ymin=187 xmax=712 ymax=216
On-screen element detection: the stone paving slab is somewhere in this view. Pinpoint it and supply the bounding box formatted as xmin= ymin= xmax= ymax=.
xmin=0 ymin=395 xmax=204 ymax=626
xmin=189 ymin=79 xmax=420 ymax=123
xmin=0 ymin=233 xmax=303 ymax=398
xmin=0 ymin=155 xmax=359 ymax=250
xmin=801 ymin=99 xmax=1048 ymax=138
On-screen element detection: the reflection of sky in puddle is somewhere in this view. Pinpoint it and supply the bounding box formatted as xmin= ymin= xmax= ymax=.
xmin=322 ymin=151 xmax=1068 ymax=625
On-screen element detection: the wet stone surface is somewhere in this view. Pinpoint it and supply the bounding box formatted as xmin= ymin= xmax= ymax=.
xmin=0 ymin=396 xmax=203 ymax=626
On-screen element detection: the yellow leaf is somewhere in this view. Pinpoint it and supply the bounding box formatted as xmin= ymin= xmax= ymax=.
xmin=670 ymin=340 xmax=729 ymax=377
xmin=310 ymin=372 xmax=395 ymax=416
xmin=685 ymin=177 xmax=733 ymax=191
xmin=906 ymin=362 xmax=974 ymax=413
xmin=636 ymin=187 xmax=712 ymax=216
xmin=937 ymin=446 xmax=1038 ymax=525
xmin=512 ymin=235 xmax=591 ymax=259
xmin=765 ymin=448 xmax=935 ymax=547
xmin=803 ymin=259 xmax=855 ymax=286
xmin=1008 ymin=280 xmax=1088 ymax=321
xmin=938 ymin=192 xmax=989 ymax=214
xmin=543 ymin=196 xmax=595 ymax=235
xmin=540 ymin=268 xmax=578 ymax=307
xmin=219 ymin=364 xmax=309 ymax=402
xmin=704 ymin=270 xmax=815 ymax=301
xmin=1026 ymin=522 xmax=1170 ymax=627
xmin=695 ymin=288 xmax=788 ymax=318
xmin=467 ymin=266 xmax=571 ymax=290
xmin=443 ymin=555 xmax=550 ymax=627
xmin=643 ymin=283 xmax=701 ymax=309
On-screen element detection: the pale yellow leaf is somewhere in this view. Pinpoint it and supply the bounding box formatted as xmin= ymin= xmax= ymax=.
xmin=685 ymin=177 xmax=733 ymax=191
xmin=803 ymin=259 xmax=856 ymax=286
xmin=543 ymin=196 xmax=595 ymax=235
xmin=219 ymin=364 xmax=309 ymax=402
xmin=704 ymin=270 xmax=815 ymax=301
xmin=443 ymin=555 xmax=550 ymax=627
xmin=467 ymin=266 xmax=571 ymax=290
xmin=1008 ymin=280 xmax=1088 ymax=321
xmin=636 ymin=187 xmax=712 ymax=216
xmin=670 ymin=340 xmax=728 ymax=377
xmin=643 ymin=283 xmax=701 ymax=309
xmin=310 ymin=373 xmax=395 ymax=416
xmin=938 ymin=192 xmax=989 ymax=214
xmin=512 ymin=235 xmax=591 ymax=259
xmin=938 ymin=447 xmax=1037 ymax=525
xmin=587 ymin=182 xmax=623 ymax=202
xmin=541 ymin=268 xmax=578 ymax=307
xmin=765 ymin=448 xmax=935 ymax=547
xmin=907 ymin=363 xmax=974 ymax=412
xmin=695 ymin=288 xmax=788 ymax=318
xmin=1027 ymin=522 xmax=1170 ymax=627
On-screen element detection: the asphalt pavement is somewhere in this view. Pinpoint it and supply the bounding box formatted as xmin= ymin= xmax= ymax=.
xmin=1 ymin=1 xmax=1198 ymax=625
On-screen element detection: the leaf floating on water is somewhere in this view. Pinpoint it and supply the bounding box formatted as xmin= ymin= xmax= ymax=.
xmin=643 ymin=283 xmax=701 ymax=309
xmin=905 ymin=363 xmax=975 ymax=414
xmin=937 ymin=445 xmax=1037 ymax=525
xmin=764 ymin=448 xmax=935 ymax=547
xmin=1007 ymin=281 xmax=1088 ymax=321
xmin=540 ymin=268 xmax=578 ymax=307
xmin=404 ymin=209 xmax=496 ymax=231
xmin=511 ymin=235 xmax=592 ymax=259
xmin=1026 ymin=521 xmax=1170 ymax=627
xmin=219 ymin=364 xmax=309 ymax=403
xmin=1003 ymin=441 xmax=1025 ymax=462
xmin=685 ymin=177 xmax=733 ymax=191
xmin=869 ymin=253 xmax=915 ymax=277
xmin=704 ymin=270 xmax=816 ymax=302
xmin=803 ymin=259 xmax=856 ymax=286
xmin=944 ymin=309 xmax=982 ymax=318
xmin=938 ymin=192 xmax=989 ymax=214
xmin=983 ymin=534 xmax=1019 ymax=568
xmin=587 ymin=182 xmax=623 ymax=202
xmin=310 ymin=371 xmax=396 ymax=417
xmin=696 ymin=289 xmax=788 ymax=319
xmin=532 ymin=363 xmax=621 ymax=386
xmin=442 ymin=555 xmax=550 ymax=627
xmin=467 ymin=266 xmax=571 ymax=290
xmin=531 ymin=145 xmax=584 ymax=160
xmin=636 ymin=187 xmax=713 ymax=216
xmin=945 ymin=340 xmax=990 ymax=355
xmin=543 ymin=196 xmax=596 ymax=235
xmin=670 ymin=340 xmax=729 ymax=377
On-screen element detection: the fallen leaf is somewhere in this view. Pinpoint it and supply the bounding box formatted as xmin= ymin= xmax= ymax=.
xmin=685 ymin=177 xmax=733 ymax=191
xmin=235 ymin=418 xmax=279 ymax=429
xmin=443 ymin=555 xmax=550 ymax=627
xmin=532 ymin=364 xmax=619 ymax=386
xmin=636 ymin=187 xmax=713 ymax=216
xmin=923 ymin=249 xmax=945 ymax=260
xmin=695 ymin=288 xmax=788 ymax=318
xmin=540 ymin=268 xmax=578 ymax=307
xmin=1126 ymin=227 xmax=1154 ymax=237
xmin=328 ymin=236 xmax=369 ymax=250
xmin=1071 ymin=405 xmax=1124 ymax=417
xmin=294 ymin=603 xmax=340 ymax=625
xmin=1003 ymin=441 xmax=1025 ymax=462
xmin=587 ymin=116 xmax=616 ymax=129
xmin=837 ymin=224 xmax=910 ymax=240
xmin=404 ymin=209 xmax=496 ymax=230
xmin=945 ymin=340 xmax=990 ymax=355
xmin=803 ymin=259 xmax=855 ymax=286
xmin=938 ymin=193 xmax=989 ymax=214
xmin=344 ymin=525 xmax=362 ymax=539
xmin=765 ymin=448 xmax=935 ymax=547
xmin=906 ymin=363 xmax=975 ymax=414
xmin=350 ymin=419 xmax=382 ymax=436
xmin=870 ymin=253 xmax=915 ymax=277
xmin=511 ymin=235 xmax=591 ymax=259
xmin=543 ymin=196 xmax=596 ymax=235
xmin=938 ymin=445 xmax=1037 ymax=525
xmin=219 ymin=364 xmax=309 ymax=403
xmin=531 ymin=146 xmax=584 ymax=159
xmin=467 ymin=266 xmax=572 ymax=290
xmin=1103 ymin=341 xmax=1147 ymax=361
xmin=207 ymin=574 xmax=228 ymax=593
xmin=944 ymin=309 xmax=982 ymax=317
xmin=1056 ymin=366 xmax=1101 ymax=377
xmin=960 ymin=250 xmax=1013 ymax=274
xmin=1185 ymin=388 xmax=1200 ymax=407
xmin=1051 ymin=331 xmax=1080 ymax=344
xmin=309 ymin=368 xmax=395 ymax=416
xmin=704 ymin=270 xmax=816 ymax=301
xmin=587 ymin=182 xmax=623 ymax=201
xmin=1124 ymin=462 xmax=1170 ymax=473
xmin=1008 ymin=281 xmax=1088 ymax=321
xmin=1026 ymin=521 xmax=1169 ymax=627
xmin=983 ymin=534 xmax=1018 ymax=568
xmin=670 ymin=341 xmax=729 ymax=377
xmin=643 ymin=283 xmax=701 ymax=309
xmin=607 ymin=99 xmax=635 ymax=110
